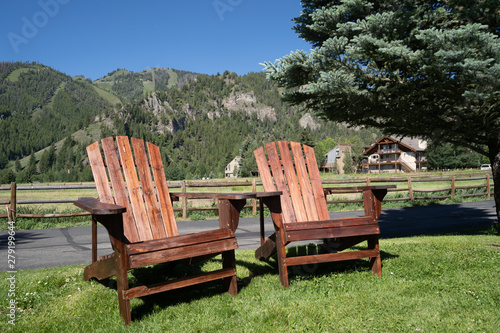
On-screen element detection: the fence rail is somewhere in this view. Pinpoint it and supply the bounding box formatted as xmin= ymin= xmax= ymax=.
xmin=0 ymin=172 xmax=494 ymax=220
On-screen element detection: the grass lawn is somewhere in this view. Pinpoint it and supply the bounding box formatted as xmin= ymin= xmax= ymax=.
xmin=1 ymin=228 xmax=499 ymax=332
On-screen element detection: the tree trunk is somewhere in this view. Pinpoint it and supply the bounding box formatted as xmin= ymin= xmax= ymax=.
xmin=488 ymin=138 xmax=500 ymax=231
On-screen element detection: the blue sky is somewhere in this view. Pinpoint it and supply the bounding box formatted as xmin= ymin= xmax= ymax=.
xmin=1 ymin=0 xmax=311 ymax=80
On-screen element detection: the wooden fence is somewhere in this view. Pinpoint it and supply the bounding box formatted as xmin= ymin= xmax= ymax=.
xmin=0 ymin=172 xmax=494 ymax=220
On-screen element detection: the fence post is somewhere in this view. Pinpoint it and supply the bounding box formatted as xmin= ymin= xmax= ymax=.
xmin=9 ymin=182 xmax=17 ymax=219
xmin=486 ymin=175 xmax=490 ymax=200
xmin=366 ymin=177 xmax=370 ymax=186
xmin=181 ymin=181 xmax=187 ymax=219
xmin=252 ymin=178 xmax=257 ymax=215
xmin=451 ymin=176 xmax=455 ymax=196
xmin=407 ymin=177 xmax=414 ymax=202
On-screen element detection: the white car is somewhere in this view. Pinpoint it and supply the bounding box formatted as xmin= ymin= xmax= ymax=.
xmin=480 ymin=164 xmax=491 ymax=170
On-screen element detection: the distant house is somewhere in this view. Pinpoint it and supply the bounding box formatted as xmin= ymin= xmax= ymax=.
xmin=225 ymin=156 xmax=242 ymax=178
xmin=362 ymin=136 xmax=427 ymax=173
xmin=322 ymin=144 xmax=351 ymax=174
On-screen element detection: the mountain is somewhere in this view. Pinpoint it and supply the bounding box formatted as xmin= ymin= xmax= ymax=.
xmin=0 ymin=61 xmax=381 ymax=183
xmin=0 ymin=62 xmax=112 ymax=165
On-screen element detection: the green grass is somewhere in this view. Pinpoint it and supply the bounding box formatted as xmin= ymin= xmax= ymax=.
xmin=1 ymin=228 xmax=499 ymax=331
xmin=92 ymin=85 xmax=121 ymax=106
xmin=5 ymin=68 xmax=33 ymax=82
xmin=93 ymin=81 xmax=113 ymax=92
xmin=143 ymin=80 xmax=155 ymax=95
xmin=166 ymin=69 xmax=178 ymax=87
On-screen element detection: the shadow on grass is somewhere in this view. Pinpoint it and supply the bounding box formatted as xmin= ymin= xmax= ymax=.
xmin=378 ymin=201 xmax=497 ymax=239
xmin=234 ymin=242 xmax=399 ymax=286
xmin=284 ymin=244 xmax=398 ymax=283
xmin=91 ymin=257 xmax=276 ymax=322
xmin=90 ymin=244 xmax=389 ymax=322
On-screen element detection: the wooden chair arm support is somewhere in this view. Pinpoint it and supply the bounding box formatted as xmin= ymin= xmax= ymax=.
xmin=215 ymin=192 xmax=280 ymax=232
xmin=169 ymin=193 xmax=179 ymax=202
xmin=74 ymin=197 xmax=126 ymax=215
xmin=74 ymin=197 xmax=128 ymax=248
xmin=259 ymin=194 xmax=284 ymax=229
xmin=323 ymin=185 xmax=396 ymax=195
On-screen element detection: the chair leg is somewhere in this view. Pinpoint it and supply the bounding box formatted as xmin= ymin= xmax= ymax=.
xmin=222 ymin=250 xmax=238 ymax=296
xmin=275 ymin=230 xmax=289 ymax=287
xmin=114 ymin=248 xmax=131 ymax=325
xmin=368 ymin=237 xmax=382 ymax=277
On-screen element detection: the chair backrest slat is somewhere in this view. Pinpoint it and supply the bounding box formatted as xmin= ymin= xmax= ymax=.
xmin=131 ymin=138 xmax=167 ymax=239
xmin=86 ymin=142 xmax=114 ymax=204
xmin=289 ymin=141 xmax=320 ymax=221
xmin=277 ymin=141 xmax=308 ymax=222
xmin=255 ymin=142 xmax=297 ymax=224
xmin=100 ymin=137 xmax=141 ymax=243
xmin=147 ymin=141 xmax=179 ymax=237
xmin=303 ymin=144 xmax=330 ymax=220
xmin=254 ymin=146 xmax=275 ymax=191
xmin=254 ymin=141 xmax=330 ymax=225
xmin=116 ymin=136 xmax=154 ymax=241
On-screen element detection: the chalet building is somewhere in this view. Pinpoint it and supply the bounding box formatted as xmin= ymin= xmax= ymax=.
xmin=362 ymin=136 xmax=427 ymax=173
xmin=225 ymin=156 xmax=242 ymax=178
xmin=322 ymin=144 xmax=351 ymax=174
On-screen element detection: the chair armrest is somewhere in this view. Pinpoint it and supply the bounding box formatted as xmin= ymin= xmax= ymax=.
xmin=254 ymin=191 xmax=282 ymax=198
xmin=74 ymin=197 xmax=126 ymax=215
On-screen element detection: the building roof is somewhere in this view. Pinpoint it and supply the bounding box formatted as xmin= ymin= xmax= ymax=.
xmin=363 ymin=136 xmax=427 ymax=156
xmin=399 ymin=137 xmax=427 ymax=151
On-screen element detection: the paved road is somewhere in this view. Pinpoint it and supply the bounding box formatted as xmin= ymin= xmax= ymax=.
xmin=1 ymin=200 xmax=496 ymax=271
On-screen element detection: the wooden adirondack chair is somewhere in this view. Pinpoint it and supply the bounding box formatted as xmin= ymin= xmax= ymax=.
xmin=74 ymin=136 xmax=262 ymax=325
xmin=254 ymin=141 xmax=395 ymax=287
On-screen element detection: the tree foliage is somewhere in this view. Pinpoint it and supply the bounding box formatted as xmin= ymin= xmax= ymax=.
xmin=314 ymin=137 xmax=336 ymax=167
xmin=426 ymin=142 xmax=482 ymax=170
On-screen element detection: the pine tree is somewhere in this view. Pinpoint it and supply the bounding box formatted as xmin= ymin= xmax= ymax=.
xmin=39 ymin=150 xmax=51 ymax=174
xmin=300 ymin=128 xmax=314 ymax=147
xmin=24 ymin=150 xmax=37 ymax=182
xmin=15 ymin=158 xmax=21 ymax=172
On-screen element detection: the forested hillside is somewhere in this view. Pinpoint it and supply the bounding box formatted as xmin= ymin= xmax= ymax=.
xmin=0 ymin=62 xmax=113 ymax=168
xmin=0 ymin=61 xmax=381 ymax=183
